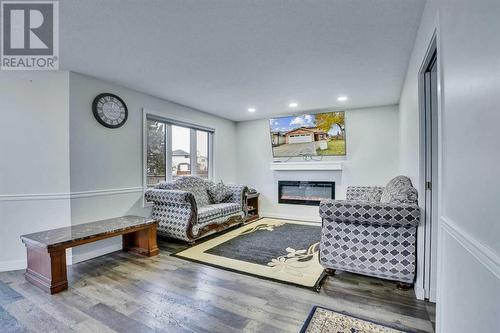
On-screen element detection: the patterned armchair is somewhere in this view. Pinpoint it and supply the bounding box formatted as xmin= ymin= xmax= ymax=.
xmin=145 ymin=176 xmax=248 ymax=242
xmin=318 ymin=176 xmax=420 ymax=284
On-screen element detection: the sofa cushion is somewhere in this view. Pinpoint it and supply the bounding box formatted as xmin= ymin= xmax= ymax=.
xmin=170 ymin=176 xmax=211 ymax=207
xmin=359 ymin=188 xmax=383 ymax=202
xmin=154 ymin=182 xmax=175 ymax=190
xmin=346 ymin=186 xmax=383 ymax=201
xmin=380 ymin=176 xmax=418 ymax=204
xmin=197 ymin=203 xmax=241 ymax=224
xmin=207 ymin=182 xmax=232 ymax=203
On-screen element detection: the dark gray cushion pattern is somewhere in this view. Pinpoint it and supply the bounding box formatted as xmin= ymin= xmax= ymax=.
xmin=320 ymin=220 xmax=417 ymax=283
xmin=146 ymin=176 xmax=247 ymax=241
xmin=220 ymin=184 xmax=248 ymax=210
xmin=145 ymin=189 xmax=196 ymax=241
xmin=319 ymin=177 xmax=420 ymax=284
xmin=359 ymin=188 xmax=383 ymax=202
xmin=146 ymin=189 xmax=194 ymax=205
xmin=346 ymin=186 xmax=384 ymax=201
xmin=319 ymin=200 xmax=419 ymax=227
xmin=198 ymin=203 xmax=241 ymax=224
xmin=207 ymin=182 xmax=232 ymax=204
xmin=380 ymin=176 xmax=418 ymax=204
xmin=159 ymin=176 xmax=211 ymax=207
xmin=154 ymin=182 xmax=175 ymax=190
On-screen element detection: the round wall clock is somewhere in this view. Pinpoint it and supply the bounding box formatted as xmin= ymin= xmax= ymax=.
xmin=92 ymin=93 xmax=128 ymax=128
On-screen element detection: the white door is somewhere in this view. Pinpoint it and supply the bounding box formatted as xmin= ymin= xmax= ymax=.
xmin=289 ymin=134 xmax=312 ymax=144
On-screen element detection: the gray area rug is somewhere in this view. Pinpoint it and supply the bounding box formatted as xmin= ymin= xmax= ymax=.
xmin=173 ymin=218 xmax=327 ymax=290
xmin=205 ymin=222 xmax=321 ymax=265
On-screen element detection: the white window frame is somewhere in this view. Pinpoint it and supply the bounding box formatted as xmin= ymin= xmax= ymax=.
xmin=142 ymin=108 xmax=215 ymax=206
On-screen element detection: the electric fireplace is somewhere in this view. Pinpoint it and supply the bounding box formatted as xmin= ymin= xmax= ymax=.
xmin=278 ymin=181 xmax=335 ymax=206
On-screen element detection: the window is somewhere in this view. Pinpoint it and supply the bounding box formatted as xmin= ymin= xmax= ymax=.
xmin=146 ymin=120 xmax=166 ymax=186
xmin=171 ymin=125 xmax=191 ymax=179
xmin=144 ymin=114 xmax=214 ymax=188
xmin=196 ymin=130 xmax=209 ymax=178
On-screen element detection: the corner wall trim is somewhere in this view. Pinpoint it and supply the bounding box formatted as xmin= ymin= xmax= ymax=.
xmin=440 ymin=216 xmax=500 ymax=280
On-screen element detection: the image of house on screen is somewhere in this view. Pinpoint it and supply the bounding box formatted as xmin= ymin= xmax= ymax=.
xmin=284 ymin=127 xmax=329 ymax=144
xmin=269 ymin=112 xmax=346 ymax=157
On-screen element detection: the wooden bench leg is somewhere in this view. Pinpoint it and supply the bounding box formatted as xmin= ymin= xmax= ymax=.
xmin=24 ymin=246 xmax=68 ymax=294
xmin=123 ymin=225 xmax=159 ymax=257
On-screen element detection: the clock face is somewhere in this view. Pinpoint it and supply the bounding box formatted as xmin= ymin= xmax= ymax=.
xmin=92 ymin=93 xmax=128 ymax=128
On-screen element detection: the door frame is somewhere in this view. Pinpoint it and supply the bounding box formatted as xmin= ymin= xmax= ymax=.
xmin=417 ymin=30 xmax=442 ymax=302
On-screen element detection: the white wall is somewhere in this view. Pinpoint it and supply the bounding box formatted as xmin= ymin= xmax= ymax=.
xmin=399 ymin=1 xmax=438 ymax=186
xmin=235 ymin=105 xmax=399 ymax=222
xmin=0 ymin=71 xmax=238 ymax=269
xmin=398 ymin=0 xmax=440 ymax=302
xmin=0 ymin=71 xmax=72 ymax=271
xmin=399 ymin=0 xmax=500 ymax=331
xmin=68 ymin=72 xmax=238 ymax=261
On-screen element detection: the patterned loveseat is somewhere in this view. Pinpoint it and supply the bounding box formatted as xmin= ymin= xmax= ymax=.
xmin=145 ymin=176 xmax=248 ymax=242
xmin=318 ymin=176 xmax=420 ymax=284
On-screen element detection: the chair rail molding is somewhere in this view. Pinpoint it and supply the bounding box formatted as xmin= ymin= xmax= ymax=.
xmin=440 ymin=216 xmax=500 ymax=279
xmin=70 ymin=187 xmax=144 ymax=199
xmin=0 ymin=193 xmax=70 ymax=201
xmin=0 ymin=187 xmax=144 ymax=202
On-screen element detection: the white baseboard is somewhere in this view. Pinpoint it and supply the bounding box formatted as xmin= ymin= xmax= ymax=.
xmin=0 ymin=244 xmax=121 ymax=273
xmin=260 ymin=211 xmax=321 ymax=223
xmin=429 ymin=287 xmax=437 ymax=303
xmin=0 ymin=259 xmax=26 ymax=272
xmin=414 ymin=285 xmax=425 ymax=300
xmin=70 ymin=243 xmax=122 ymax=265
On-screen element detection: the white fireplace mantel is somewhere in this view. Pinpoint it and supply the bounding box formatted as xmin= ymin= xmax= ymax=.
xmin=269 ymin=161 xmax=342 ymax=171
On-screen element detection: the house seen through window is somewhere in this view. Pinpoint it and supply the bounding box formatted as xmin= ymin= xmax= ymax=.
xmin=146 ymin=117 xmax=213 ymax=187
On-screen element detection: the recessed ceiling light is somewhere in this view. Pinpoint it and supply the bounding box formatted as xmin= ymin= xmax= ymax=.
xmin=337 ymin=96 xmax=348 ymax=102
xmin=289 ymin=102 xmax=298 ymax=108
xmin=248 ymin=107 xmax=256 ymax=112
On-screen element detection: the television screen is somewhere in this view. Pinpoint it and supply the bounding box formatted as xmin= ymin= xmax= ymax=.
xmin=269 ymin=111 xmax=346 ymax=158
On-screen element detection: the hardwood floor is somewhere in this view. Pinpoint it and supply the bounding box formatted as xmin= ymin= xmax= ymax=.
xmin=0 ymin=239 xmax=435 ymax=333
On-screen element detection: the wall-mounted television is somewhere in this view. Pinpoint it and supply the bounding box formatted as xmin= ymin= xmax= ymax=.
xmin=269 ymin=111 xmax=346 ymax=158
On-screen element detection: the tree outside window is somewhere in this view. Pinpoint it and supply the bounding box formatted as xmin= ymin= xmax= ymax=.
xmin=145 ymin=117 xmax=213 ymax=187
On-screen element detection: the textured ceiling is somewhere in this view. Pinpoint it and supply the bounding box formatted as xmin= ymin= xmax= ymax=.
xmin=60 ymin=0 xmax=425 ymax=121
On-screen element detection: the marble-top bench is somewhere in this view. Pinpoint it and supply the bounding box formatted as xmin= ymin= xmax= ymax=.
xmin=20 ymin=215 xmax=159 ymax=294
